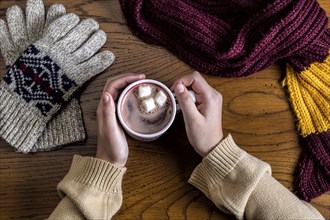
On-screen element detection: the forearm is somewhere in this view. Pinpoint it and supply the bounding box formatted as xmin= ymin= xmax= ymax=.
xmin=49 ymin=155 xmax=126 ymax=219
xmin=189 ymin=135 xmax=324 ymax=219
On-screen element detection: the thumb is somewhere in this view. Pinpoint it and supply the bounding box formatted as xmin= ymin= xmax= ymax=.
xmin=175 ymin=83 xmax=200 ymax=122
xmin=101 ymin=93 xmax=118 ymax=128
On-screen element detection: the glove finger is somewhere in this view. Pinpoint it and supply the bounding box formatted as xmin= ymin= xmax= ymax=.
xmin=71 ymin=30 xmax=107 ymax=64
xmin=43 ymin=13 xmax=79 ymax=45
xmin=44 ymin=4 xmax=66 ymax=32
xmin=0 ymin=19 xmax=20 ymax=66
xmin=55 ymin=18 xmax=99 ymax=53
xmin=26 ymin=0 xmax=45 ymax=42
xmin=74 ymin=51 xmax=115 ymax=84
xmin=6 ymin=5 xmax=29 ymax=53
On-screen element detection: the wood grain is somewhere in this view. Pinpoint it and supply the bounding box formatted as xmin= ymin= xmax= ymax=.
xmin=0 ymin=0 xmax=329 ymax=219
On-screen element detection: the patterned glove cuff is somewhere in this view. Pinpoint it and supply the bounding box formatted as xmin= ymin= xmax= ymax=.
xmin=0 ymin=82 xmax=47 ymax=153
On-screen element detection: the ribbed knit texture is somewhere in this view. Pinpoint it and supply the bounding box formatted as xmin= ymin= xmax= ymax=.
xmin=50 ymin=155 xmax=126 ymax=219
xmin=120 ymin=0 xmax=330 ymax=77
xmin=30 ymin=99 xmax=86 ymax=152
xmin=48 ymin=140 xmax=324 ymax=219
xmin=120 ymin=0 xmax=330 ymax=201
xmin=189 ymin=134 xmax=246 ymax=200
xmin=59 ymin=155 xmax=126 ymax=193
xmin=295 ymin=137 xmax=330 ymax=202
xmin=285 ymin=53 xmax=330 ymax=201
xmin=0 ymin=81 xmax=46 ymax=153
xmin=189 ymin=135 xmax=324 ymax=219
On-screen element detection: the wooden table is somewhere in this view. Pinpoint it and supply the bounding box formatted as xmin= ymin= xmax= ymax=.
xmin=0 ymin=0 xmax=329 ymax=219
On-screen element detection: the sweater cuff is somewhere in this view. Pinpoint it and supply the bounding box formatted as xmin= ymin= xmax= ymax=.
xmin=189 ymin=134 xmax=246 ymax=193
xmin=61 ymin=155 xmax=126 ymax=194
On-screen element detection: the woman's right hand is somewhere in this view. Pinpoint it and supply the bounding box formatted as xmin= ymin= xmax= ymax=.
xmin=96 ymin=73 xmax=145 ymax=167
xmin=171 ymin=71 xmax=224 ymax=157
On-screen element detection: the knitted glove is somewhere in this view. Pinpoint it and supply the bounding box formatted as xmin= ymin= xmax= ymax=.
xmin=0 ymin=13 xmax=115 ymax=153
xmin=0 ymin=0 xmax=87 ymax=152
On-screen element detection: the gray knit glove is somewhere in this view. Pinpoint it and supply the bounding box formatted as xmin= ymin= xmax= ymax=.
xmin=0 ymin=0 xmax=65 ymax=65
xmin=0 ymin=0 xmax=87 ymax=152
xmin=0 ymin=13 xmax=114 ymax=153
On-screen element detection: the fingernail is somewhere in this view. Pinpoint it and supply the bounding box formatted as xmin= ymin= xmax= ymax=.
xmin=103 ymin=94 xmax=110 ymax=103
xmin=176 ymin=84 xmax=185 ymax=93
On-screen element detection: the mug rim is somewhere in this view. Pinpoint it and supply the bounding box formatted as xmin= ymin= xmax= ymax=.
xmin=117 ymin=79 xmax=177 ymax=139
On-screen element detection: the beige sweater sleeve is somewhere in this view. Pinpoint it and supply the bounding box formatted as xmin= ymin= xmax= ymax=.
xmin=189 ymin=135 xmax=324 ymax=220
xmin=48 ymin=155 xmax=126 ymax=219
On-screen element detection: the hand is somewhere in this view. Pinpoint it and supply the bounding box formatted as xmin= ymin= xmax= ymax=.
xmin=96 ymin=73 xmax=145 ymax=167
xmin=171 ymin=71 xmax=223 ymax=157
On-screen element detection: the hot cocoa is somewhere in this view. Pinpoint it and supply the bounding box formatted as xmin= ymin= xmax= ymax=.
xmin=120 ymin=83 xmax=174 ymax=134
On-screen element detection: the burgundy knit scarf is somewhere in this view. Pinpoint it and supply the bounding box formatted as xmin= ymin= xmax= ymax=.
xmin=120 ymin=0 xmax=330 ymax=202
xmin=120 ymin=0 xmax=329 ymax=76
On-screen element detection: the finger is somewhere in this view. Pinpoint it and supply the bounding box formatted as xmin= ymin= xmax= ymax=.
xmin=6 ymin=5 xmax=29 ymax=53
xmin=43 ymin=13 xmax=79 ymax=44
xmin=103 ymin=73 xmax=146 ymax=99
xmin=55 ymin=18 xmax=99 ymax=53
xmin=99 ymin=93 xmax=117 ymax=126
xmin=171 ymin=71 xmax=211 ymax=95
xmin=26 ymin=0 xmax=45 ymax=42
xmin=44 ymin=4 xmax=66 ymax=33
xmin=0 ymin=19 xmax=20 ymax=66
xmin=174 ymin=83 xmax=202 ymax=121
xmin=71 ymin=30 xmax=106 ymax=64
xmin=74 ymin=50 xmax=115 ymax=83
